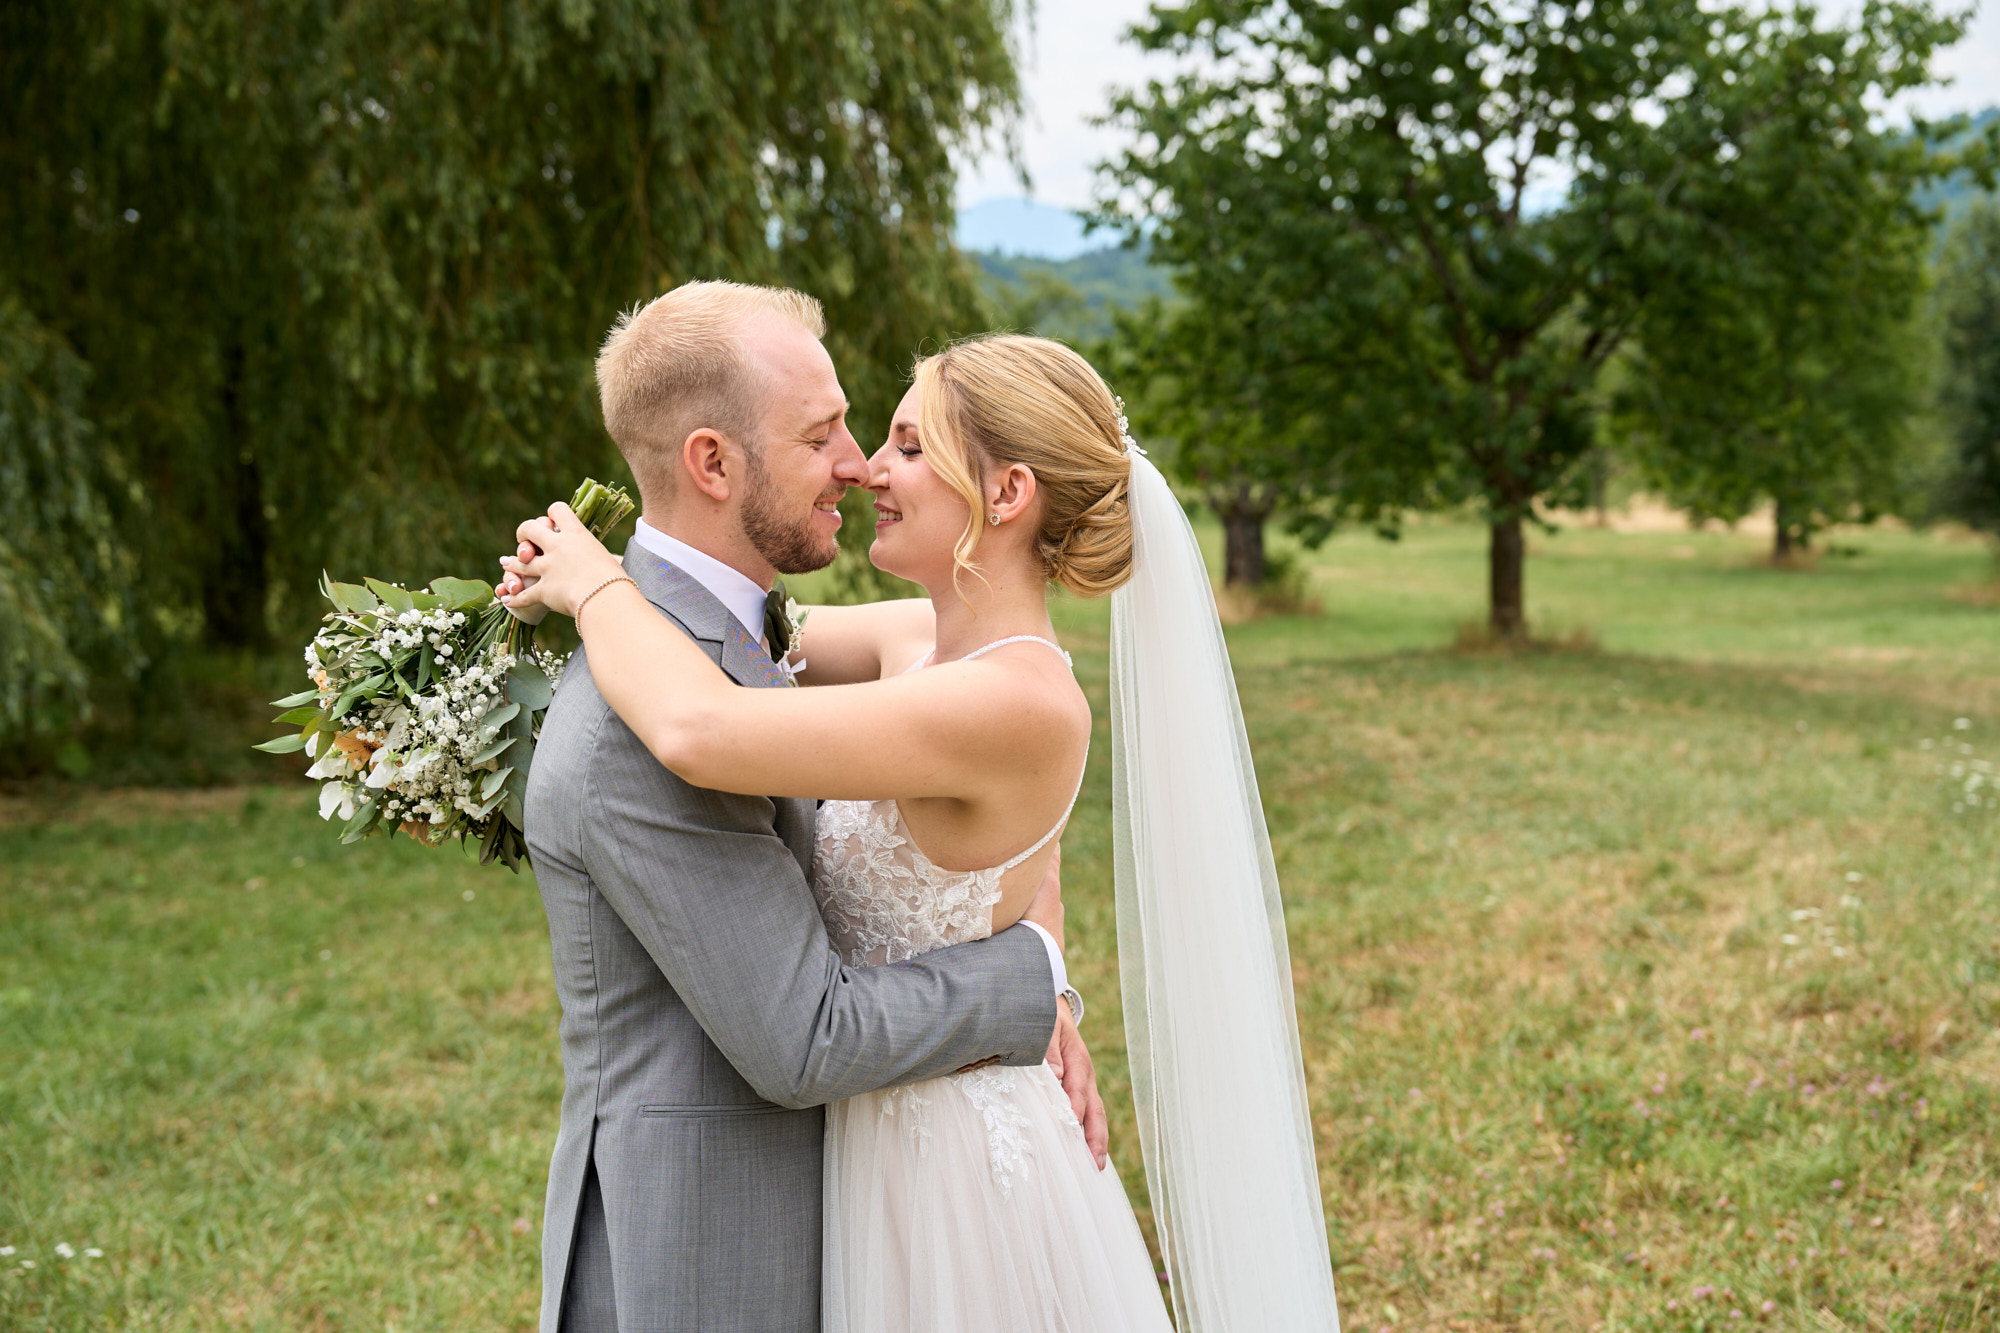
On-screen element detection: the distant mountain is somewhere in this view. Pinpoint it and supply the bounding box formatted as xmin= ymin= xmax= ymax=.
xmin=974 ymin=244 xmax=1178 ymax=343
xmin=956 ymin=197 xmax=1108 ymax=260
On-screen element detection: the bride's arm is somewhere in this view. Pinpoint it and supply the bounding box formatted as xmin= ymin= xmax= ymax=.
xmin=502 ymin=508 xmax=1076 ymax=802
xmin=791 ymin=598 xmax=935 ymax=685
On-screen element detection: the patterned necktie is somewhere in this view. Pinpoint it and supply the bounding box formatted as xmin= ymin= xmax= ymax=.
xmin=762 ymin=580 xmax=793 ymax=663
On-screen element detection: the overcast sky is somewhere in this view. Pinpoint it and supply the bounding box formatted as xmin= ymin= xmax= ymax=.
xmin=956 ymin=0 xmax=2000 ymax=213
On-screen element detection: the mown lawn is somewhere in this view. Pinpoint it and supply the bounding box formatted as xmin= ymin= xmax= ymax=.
xmin=5 ymin=519 xmax=1999 ymax=1331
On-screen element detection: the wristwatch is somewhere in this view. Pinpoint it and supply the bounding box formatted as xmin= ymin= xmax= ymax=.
xmin=1059 ymin=985 xmax=1085 ymax=1028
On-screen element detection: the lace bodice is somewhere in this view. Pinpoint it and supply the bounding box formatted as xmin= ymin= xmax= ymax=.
xmin=809 ymin=636 xmax=1079 ymax=969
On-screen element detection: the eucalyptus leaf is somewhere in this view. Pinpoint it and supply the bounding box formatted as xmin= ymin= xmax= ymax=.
xmin=270 ymin=689 xmax=322 ymax=708
xmin=507 ymin=661 xmax=553 ymax=712
xmin=322 ymin=578 xmax=379 ymax=615
xmin=365 ymin=578 xmax=417 ymax=616
xmin=471 ymin=735 xmax=517 ymax=765
xmin=431 ymin=576 xmax=496 ymax=609
xmin=478 ymin=701 xmax=522 ymax=737
xmin=253 ymin=733 xmax=309 ymax=754
xmin=339 ymin=798 xmax=381 ymax=843
xmin=480 ymin=767 xmax=514 ymax=799
xmin=273 ymin=706 xmax=320 ymax=726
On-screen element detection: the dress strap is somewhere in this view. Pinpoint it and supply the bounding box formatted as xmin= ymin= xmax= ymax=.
xmin=960 ymin=635 xmax=1073 ymax=669
xmin=908 ymin=633 xmax=1083 ymax=875
xmin=995 ymin=774 xmax=1084 ymax=874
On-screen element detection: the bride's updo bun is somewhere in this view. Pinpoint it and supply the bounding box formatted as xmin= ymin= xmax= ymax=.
xmin=913 ymin=334 xmax=1135 ymax=598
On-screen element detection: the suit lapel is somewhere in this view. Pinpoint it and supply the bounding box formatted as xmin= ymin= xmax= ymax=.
xmin=622 ymin=546 xmax=788 ymax=689
xmin=622 ymin=544 xmax=813 ymax=869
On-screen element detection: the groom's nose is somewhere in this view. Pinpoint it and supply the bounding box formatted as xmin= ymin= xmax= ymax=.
xmin=829 ymin=426 xmax=868 ymax=486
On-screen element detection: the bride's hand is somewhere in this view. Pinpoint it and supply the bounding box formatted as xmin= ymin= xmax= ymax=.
xmin=499 ymin=502 xmax=625 ymax=619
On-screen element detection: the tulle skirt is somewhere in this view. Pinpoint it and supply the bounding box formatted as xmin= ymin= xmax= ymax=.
xmin=823 ymin=1061 xmax=1176 ymax=1333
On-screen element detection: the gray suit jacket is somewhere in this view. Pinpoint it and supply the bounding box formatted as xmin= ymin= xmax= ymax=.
xmin=526 ymin=546 xmax=1057 ymax=1333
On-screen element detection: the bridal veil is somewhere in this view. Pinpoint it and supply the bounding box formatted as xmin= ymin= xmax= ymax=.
xmin=1109 ymin=449 xmax=1342 ymax=1330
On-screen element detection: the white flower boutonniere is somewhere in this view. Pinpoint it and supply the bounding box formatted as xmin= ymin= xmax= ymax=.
xmin=781 ymin=597 xmax=809 ymax=685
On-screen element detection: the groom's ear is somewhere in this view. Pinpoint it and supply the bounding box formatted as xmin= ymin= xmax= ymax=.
xmin=680 ymin=427 xmax=739 ymax=504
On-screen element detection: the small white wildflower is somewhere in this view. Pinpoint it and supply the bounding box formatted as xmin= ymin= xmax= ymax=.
xmin=84 ymin=1248 xmax=102 ymax=1258
xmin=1781 ymin=934 xmax=1801 ymax=946
xmin=20 ymin=1259 xmax=34 ymax=1269
xmin=1955 ymin=717 xmax=1971 ymax=730
xmin=54 ymin=1243 xmax=74 ymax=1259
xmin=0 ymin=1246 xmax=13 ymax=1256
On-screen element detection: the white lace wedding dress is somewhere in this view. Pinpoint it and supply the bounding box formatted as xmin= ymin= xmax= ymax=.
xmin=810 ymin=637 xmax=1175 ymax=1333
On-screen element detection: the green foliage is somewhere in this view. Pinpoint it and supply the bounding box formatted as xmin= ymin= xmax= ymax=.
xmin=0 ymin=0 xmax=1021 ymax=752
xmin=1935 ymin=199 xmax=2000 ymax=532
xmin=1101 ymin=0 xmax=1972 ymax=632
xmin=0 ymin=298 xmax=139 ymax=741
xmin=1610 ymin=24 xmax=1956 ymax=560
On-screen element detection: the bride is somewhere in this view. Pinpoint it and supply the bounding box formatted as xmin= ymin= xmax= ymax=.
xmin=502 ymin=334 xmax=1339 ymax=1332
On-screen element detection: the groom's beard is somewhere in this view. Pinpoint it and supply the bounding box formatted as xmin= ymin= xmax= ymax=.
xmin=740 ymin=449 xmax=844 ymax=576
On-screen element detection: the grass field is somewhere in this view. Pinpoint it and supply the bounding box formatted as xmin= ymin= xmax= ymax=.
xmin=5 ymin=518 xmax=2000 ymax=1331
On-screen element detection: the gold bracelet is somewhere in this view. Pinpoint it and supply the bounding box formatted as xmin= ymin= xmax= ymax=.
xmin=574 ymin=575 xmax=637 ymax=635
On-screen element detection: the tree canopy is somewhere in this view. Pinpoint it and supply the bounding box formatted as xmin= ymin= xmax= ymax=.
xmin=1936 ymin=200 xmax=2000 ymax=533
xmin=1 ymin=0 xmax=1021 ymax=755
xmin=1103 ymin=0 xmax=1974 ymax=631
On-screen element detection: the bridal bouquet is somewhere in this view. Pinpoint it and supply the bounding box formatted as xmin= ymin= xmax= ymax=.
xmin=256 ymin=479 xmax=635 ymax=870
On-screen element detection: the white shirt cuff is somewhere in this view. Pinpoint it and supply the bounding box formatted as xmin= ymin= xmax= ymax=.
xmin=1017 ymin=920 xmax=1069 ymax=997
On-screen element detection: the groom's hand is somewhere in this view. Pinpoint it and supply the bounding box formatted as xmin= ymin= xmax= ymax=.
xmin=1047 ymin=1010 xmax=1108 ymax=1169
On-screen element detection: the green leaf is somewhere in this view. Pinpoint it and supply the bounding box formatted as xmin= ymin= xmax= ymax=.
xmin=273 ymin=706 xmax=321 ymax=726
xmin=431 ymin=576 xmax=497 ymax=610
xmin=322 ymin=576 xmax=379 ymax=615
xmin=480 ymin=766 xmax=514 ymax=800
xmin=339 ymin=798 xmax=381 ymax=844
xmin=270 ymin=688 xmax=322 ymax=708
xmin=478 ymin=701 xmax=522 ymax=737
xmin=365 ymin=578 xmax=417 ymax=615
xmin=253 ymin=733 xmax=309 ymax=754
xmin=471 ymin=734 xmax=517 ymax=765
xmin=507 ymin=660 xmax=554 ymax=712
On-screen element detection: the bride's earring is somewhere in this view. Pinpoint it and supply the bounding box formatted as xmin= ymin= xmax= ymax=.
xmin=988 ymin=513 xmax=1001 ymax=525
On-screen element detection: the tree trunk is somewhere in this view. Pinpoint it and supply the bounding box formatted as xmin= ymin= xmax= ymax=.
xmin=203 ymin=342 xmax=269 ymax=648
xmin=1489 ymin=514 xmax=1526 ymax=639
xmin=1212 ymin=485 xmax=1273 ymax=586
xmin=1773 ymin=498 xmax=1808 ymax=563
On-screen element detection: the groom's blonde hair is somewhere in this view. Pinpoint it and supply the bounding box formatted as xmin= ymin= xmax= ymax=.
xmin=597 ymin=280 xmax=827 ymax=501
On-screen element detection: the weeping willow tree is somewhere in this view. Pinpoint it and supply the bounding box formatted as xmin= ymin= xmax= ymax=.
xmin=1 ymin=0 xmax=1019 ymax=756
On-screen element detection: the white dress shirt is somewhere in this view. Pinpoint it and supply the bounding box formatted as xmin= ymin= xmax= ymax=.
xmin=624 ymin=517 xmax=1073 ymax=1005
xmin=628 ymin=518 xmax=771 ymax=646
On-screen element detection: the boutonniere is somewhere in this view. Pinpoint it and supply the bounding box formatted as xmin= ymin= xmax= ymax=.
xmin=764 ymin=580 xmax=810 ymax=683
xmin=784 ymin=595 xmax=809 ymax=657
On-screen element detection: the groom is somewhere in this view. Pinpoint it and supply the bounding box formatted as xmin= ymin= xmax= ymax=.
xmin=522 ymin=280 xmax=1103 ymax=1333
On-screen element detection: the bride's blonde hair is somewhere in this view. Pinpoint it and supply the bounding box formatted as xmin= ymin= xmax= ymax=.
xmin=912 ymin=334 xmax=1135 ymax=598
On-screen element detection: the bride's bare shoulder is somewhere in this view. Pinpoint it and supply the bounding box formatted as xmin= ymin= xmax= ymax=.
xmin=793 ymin=598 xmax=934 ymax=685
